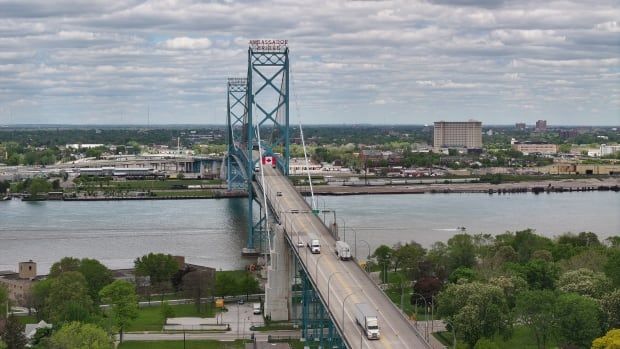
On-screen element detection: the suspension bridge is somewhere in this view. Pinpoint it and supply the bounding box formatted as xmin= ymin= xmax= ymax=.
xmin=222 ymin=40 xmax=430 ymax=348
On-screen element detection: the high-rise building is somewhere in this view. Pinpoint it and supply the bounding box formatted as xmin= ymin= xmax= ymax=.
xmin=535 ymin=120 xmax=547 ymax=132
xmin=515 ymin=123 xmax=526 ymax=130
xmin=433 ymin=121 xmax=482 ymax=149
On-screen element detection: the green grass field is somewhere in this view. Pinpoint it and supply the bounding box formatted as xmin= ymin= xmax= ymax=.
xmin=127 ymin=303 xmax=216 ymax=332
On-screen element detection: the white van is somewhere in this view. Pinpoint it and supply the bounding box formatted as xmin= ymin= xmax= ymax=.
xmin=335 ymin=241 xmax=352 ymax=260
xmin=253 ymin=303 xmax=261 ymax=315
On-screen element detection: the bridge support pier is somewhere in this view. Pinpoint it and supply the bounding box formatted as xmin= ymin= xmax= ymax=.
xmin=264 ymin=224 xmax=291 ymax=321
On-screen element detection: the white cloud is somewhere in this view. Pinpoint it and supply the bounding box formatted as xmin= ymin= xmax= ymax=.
xmin=0 ymin=0 xmax=616 ymax=125
xmin=161 ymin=36 xmax=212 ymax=50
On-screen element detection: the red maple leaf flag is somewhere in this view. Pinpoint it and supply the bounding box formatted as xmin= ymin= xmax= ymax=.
xmin=262 ymin=156 xmax=273 ymax=165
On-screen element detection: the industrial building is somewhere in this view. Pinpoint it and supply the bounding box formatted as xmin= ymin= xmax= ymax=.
xmin=433 ymin=120 xmax=482 ymax=149
xmin=511 ymin=141 xmax=558 ymax=155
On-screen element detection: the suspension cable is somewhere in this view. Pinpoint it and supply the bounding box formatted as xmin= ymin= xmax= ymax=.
xmin=255 ymin=122 xmax=272 ymax=264
xmin=289 ymin=56 xmax=316 ymax=210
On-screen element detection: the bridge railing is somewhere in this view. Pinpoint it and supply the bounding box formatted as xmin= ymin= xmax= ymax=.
xmin=282 ymin=230 xmax=353 ymax=349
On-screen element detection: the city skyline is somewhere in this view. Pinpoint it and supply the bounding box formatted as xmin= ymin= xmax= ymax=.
xmin=0 ymin=0 xmax=618 ymax=126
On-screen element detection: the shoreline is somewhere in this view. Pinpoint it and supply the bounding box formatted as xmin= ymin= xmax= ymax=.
xmin=308 ymin=177 xmax=620 ymax=196
xmin=6 ymin=178 xmax=619 ymax=201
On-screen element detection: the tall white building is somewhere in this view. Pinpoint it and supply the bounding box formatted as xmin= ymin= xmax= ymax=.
xmin=433 ymin=121 xmax=482 ymax=149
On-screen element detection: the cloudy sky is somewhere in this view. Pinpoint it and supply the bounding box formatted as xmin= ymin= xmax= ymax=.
xmin=0 ymin=0 xmax=618 ymax=125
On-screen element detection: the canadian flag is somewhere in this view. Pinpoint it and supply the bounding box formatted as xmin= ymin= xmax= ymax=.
xmin=262 ymin=156 xmax=274 ymax=165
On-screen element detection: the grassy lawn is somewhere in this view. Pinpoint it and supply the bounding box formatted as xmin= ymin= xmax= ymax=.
xmin=16 ymin=315 xmax=37 ymax=325
xmin=118 ymin=340 xmax=246 ymax=349
xmin=127 ymin=303 xmax=216 ymax=332
xmin=434 ymin=325 xmax=559 ymax=349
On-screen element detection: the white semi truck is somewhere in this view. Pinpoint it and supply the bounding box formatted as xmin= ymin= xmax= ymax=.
xmin=354 ymin=303 xmax=380 ymax=340
xmin=335 ymin=241 xmax=352 ymax=260
xmin=306 ymin=233 xmax=321 ymax=254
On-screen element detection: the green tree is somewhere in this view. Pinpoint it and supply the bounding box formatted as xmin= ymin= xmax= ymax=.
xmin=160 ymin=301 xmax=175 ymax=321
xmin=515 ymin=290 xmax=557 ymax=349
xmin=27 ymin=177 xmax=51 ymax=197
xmin=79 ymin=259 xmax=113 ymax=303
xmin=392 ymin=242 xmax=426 ymax=278
xmin=601 ymin=290 xmax=620 ymax=329
xmin=49 ymin=322 xmax=112 ymax=349
xmin=0 ymin=285 xmax=7 ymax=319
xmin=447 ymin=234 xmax=476 ymax=271
xmin=489 ymin=275 xmax=527 ymax=309
xmin=49 ymin=257 xmax=81 ymax=277
xmin=99 ymin=280 xmax=138 ymax=343
xmin=0 ymin=180 xmax=10 ymax=195
xmin=372 ymin=245 xmax=393 ymax=283
xmin=448 ymin=266 xmax=476 ymax=284
xmin=46 ymin=272 xmax=94 ymax=323
xmin=183 ymin=270 xmax=215 ymax=313
xmin=1 ymin=314 xmax=27 ymax=349
xmin=557 ymin=268 xmax=612 ymax=299
xmin=240 ymin=273 xmax=260 ymax=298
xmin=437 ymin=282 xmax=511 ymax=348
xmin=604 ymin=250 xmax=620 ymax=287
xmin=509 ymin=259 xmax=559 ymax=290
xmin=32 ymin=278 xmax=52 ymax=321
xmin=0 ymin=340 xmax=6 ymax=349
xmin=134 ymin=253 xmax=178 ymax=286
xmin=215 ymin=273 xmax=239 ymax=297
xmin=555 ymin=293 xmax=603 ymax=348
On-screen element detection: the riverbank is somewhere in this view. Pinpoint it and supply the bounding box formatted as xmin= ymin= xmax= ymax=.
xmin=305 ymin=177 xmax=620 ymax=195
xmin=5 ymin=177 xmax=619 ymax=201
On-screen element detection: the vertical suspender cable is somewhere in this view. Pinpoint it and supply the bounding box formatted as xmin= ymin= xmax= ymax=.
xmin=289 ymin=57 xmax=316 ymax=210
xmin=255 ymin=122 xmax=272 ymax=265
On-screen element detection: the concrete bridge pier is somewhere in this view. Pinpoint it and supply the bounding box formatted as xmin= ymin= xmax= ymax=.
xmin=264 ymin=224 xmax=292 ymax=321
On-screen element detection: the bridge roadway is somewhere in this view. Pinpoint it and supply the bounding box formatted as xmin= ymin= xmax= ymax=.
xmin=258 ymin=165 xmax=430 ymax=349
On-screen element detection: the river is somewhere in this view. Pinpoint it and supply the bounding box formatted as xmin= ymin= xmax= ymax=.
xmin=0 ymin=191 xmax=618 ymax=273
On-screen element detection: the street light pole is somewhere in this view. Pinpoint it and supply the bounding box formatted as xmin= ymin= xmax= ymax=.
xmin=342 ymin=290 xmax=359 ymax=334
xmin=411 ymin=292 xmax=430 ymax=341
xmin=444 ymin=319 xmax=457 ymax=349
xmin=327 ymin=271 xmax=342 ymax=308
xmin=315 ymin=254 xmax=326 ymax=280
xmin=350 ymin=227 xmax=358 ymax=260
xmin=359 ymin=239 xmax=371 ymax=271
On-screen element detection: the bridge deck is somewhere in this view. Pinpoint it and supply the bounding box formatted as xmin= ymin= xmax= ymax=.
xmin=260 ymin=166 xmax=429 ymax=349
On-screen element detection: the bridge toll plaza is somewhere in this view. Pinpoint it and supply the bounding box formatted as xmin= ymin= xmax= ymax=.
xmin=223 ymin=40 xmax=431 ymax=348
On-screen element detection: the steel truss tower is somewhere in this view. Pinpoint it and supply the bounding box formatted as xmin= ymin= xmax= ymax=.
xmin=225 ymin=41 xmax=290 ymax=253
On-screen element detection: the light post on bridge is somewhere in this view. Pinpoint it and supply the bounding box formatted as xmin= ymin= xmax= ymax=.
xmin=349 ymin=227 xmax=359 ymax=261
xmin=443 ymin=318 xmax=457 ymax=349
xmin=411 ymin=292 xmax=430 ymax=342
xmin=358 ymin=239 xmax=371 ymax=271
xmin=327 ymin=271 xmax=342 ymax=309
xmin=342 ymin=289 xmax=361 ymax=335
xmin=314 ymin=254 xmax=326 ymax=280
xmin=337 ymin=217 xmax=347 ymax=242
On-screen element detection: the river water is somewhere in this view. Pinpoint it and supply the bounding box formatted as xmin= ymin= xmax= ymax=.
xmin=0 ymin=192 xmax=618 ymax=273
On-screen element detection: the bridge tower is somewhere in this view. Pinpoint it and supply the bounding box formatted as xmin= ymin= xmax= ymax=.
xmin=225 ymin=40 xmax=290 ymax=254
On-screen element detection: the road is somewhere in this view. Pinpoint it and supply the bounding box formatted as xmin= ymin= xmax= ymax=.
xmin=257 ymin=164 xmax=430 ymax=349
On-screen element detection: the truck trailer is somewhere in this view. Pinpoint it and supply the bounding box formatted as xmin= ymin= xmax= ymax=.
xmin=354 ymin=303 xmax=380 ymax=340
xmin=335 ymin=241 xmax=352 ymax=260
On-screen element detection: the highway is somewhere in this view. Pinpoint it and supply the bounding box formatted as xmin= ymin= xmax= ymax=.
xmin=257 ymin=164 xmax=430 ymax=349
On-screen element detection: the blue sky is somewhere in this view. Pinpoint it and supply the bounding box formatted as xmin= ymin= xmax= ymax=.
xmin=0 ymin=0 xmax=618 ymax=125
